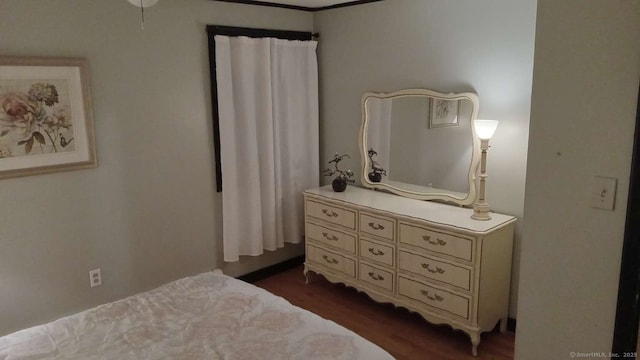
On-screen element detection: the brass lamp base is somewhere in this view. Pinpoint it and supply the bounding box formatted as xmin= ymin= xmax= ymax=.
xmin=471 ymin=202 xmax=492 ymax=221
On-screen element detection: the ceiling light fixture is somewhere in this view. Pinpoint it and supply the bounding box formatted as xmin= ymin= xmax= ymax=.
xmin=127 ymin=0 xmax=160 ymax=29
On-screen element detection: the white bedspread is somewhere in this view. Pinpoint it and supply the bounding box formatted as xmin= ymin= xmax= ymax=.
xmin=0 ymin=270 xmax=394 ymax=360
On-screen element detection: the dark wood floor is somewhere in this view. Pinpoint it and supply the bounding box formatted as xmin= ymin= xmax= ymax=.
xmin=254 ymin=265 xmax=514 ymax=360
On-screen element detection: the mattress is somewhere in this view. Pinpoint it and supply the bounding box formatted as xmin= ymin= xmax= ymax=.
xmin=0 ymin=270 xmax=394 ymax=359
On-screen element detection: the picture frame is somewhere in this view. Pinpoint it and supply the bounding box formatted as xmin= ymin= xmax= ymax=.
xmin=0 ymin=56 xmax=96 ymax=179
xmin=429 ymin=98 xmax=459 ymax=128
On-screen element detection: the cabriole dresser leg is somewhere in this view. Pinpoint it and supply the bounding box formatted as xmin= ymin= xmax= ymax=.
xmin=303 ymin=266 xmax=311 ymax=284
xmin=470 ymin=332 xmax=480 ymax=357
xmin=500 ymin=317 xmax=508 ymax=333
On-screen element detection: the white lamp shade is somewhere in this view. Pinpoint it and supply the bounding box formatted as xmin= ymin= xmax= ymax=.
xmin=474 ymin=119 xmax=499 ymax=140
xmin=128 ymin=0 xmax=159 ymax=7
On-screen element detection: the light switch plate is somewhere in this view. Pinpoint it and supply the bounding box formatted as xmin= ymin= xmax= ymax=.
xmin=590 ymin=176 xmax=617 ymax=210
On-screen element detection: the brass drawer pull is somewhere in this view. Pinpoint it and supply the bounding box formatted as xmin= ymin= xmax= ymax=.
xmin=322 ymin=209 xmax=339 ymax=217
xmin=422 ymin=235 xmax=447 ymax=246
xmin=368 ymin=248 xmax=385 ymax=256
xmin=322 ymin=255 xmax=339 ymax=264
xmin=321 ymin=232 xmax=339 ymax=241
xmin=420 ymin=289 xmax=444 ymax=302
xmin=368 ymin=222 xmax=385 ymax=231
xmin=421 ymin=263 xmax=445 ymax=274
xmin=368 ymin=272 xmax=384 ymax=281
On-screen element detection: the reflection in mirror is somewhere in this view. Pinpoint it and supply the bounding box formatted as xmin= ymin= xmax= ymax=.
xmin=359 ymin=89 xmax=480 ymax=205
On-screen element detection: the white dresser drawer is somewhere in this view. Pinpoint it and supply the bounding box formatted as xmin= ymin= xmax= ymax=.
xmin=360 ymin=212 xmax=395 ymax=240
xmin=307 ymin=244 xmax=356 ymax=278
xmin=306 ymin=200 xmax=356 ymax=230
xmin=306 ymin=222 xmax=356 ymax=254
xmin=359 ymin=238 xmax=394 ymax=267
xmin=399 ymin=250 xmax=472 ymax=291
xmin=359 ymin=262 xmax=394 ymax=292
xmin=399 ymin=223 xmax=474 ymax=262
xmin=398 ymin=276 xmax=471 ymax=320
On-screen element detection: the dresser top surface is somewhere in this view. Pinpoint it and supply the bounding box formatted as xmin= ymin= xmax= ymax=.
xmin=305 ymin=185 xmax=516 ymax=234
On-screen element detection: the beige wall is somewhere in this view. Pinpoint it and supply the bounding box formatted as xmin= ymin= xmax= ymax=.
xmin=6 ymin=1 xmax=636 ymax=353
xmin=314 ymin=0 xmax=537 ymax=317
xmin=0 ymin=0 xmax=311 ymax=336
xmin=515 ymin=0 xmax=640 ymax=358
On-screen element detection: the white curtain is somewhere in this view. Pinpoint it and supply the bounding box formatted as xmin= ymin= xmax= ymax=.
xmin=367 ymin=98 xmax=393 ymax=177
xmin=215 ymin=35 xmax=319 ymax=262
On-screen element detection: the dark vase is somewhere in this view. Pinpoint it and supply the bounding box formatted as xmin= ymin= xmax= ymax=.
xmin=332 ymin=177 xmax=348 ymax=192
xmin=368 ymin=171 xmax=382 ymax=183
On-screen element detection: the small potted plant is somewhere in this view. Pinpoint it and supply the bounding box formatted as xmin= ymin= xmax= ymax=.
xmin=367 ymin=148 xmax=387 ymax=183
xmin=323 ymin=153 xmax=355 ymax=192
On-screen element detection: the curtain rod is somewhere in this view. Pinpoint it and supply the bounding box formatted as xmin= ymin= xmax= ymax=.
xmin=207 ymin=25 xmax=319 ymax=41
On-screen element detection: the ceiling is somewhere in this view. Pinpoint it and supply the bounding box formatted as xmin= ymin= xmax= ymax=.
xmin=215 ymin=0 xmax=382 ymax=11
xmin=253 ymin=0 xmax=360 ymax=6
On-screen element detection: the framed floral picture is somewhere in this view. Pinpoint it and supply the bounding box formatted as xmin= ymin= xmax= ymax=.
xmin=429 ymin=98 xmax=459 ymax=128
xmin=0 ymin=56 xmax=96 ymax=179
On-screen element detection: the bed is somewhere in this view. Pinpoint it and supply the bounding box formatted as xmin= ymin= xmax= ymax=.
xmin=0 ymin=270 xmax=394 ymax=359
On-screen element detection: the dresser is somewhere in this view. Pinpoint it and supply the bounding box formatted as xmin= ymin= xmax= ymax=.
xmin=303 ymin=185 xmax=516 ymax=356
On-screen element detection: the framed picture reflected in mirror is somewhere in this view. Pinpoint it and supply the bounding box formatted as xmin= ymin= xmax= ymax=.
xmin=429 ymin=98 xmax=459 ymax=128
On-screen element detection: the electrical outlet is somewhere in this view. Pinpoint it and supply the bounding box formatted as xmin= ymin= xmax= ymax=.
xmin=89 ymin=268 xmax=102 ymax=288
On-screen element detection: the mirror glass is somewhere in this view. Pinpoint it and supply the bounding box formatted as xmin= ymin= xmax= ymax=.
xmin=359 ymin=89 xmax=480 ymax=205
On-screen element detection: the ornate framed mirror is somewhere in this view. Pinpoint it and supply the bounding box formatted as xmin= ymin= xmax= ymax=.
xmin=358 ymin=89 xmax=480 ymax=205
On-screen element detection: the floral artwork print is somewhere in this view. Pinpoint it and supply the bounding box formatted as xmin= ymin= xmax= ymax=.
xmin=0 ymin=57 xmax=96 ymax=179
xmin=0 ymin=79 xmax=75 ymax=159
